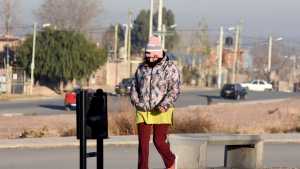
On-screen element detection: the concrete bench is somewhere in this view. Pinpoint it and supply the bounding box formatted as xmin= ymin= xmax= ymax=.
xmin=169 ymin=134 xmax=263 ymax=169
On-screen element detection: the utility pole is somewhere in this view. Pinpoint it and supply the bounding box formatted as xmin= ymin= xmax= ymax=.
xmin=267 ymin=36 xmax=283 ymax=81
xmin=293 ymin=55 xmax=297 ymax=83
xmin=128 ymin=10 xmax=132 ymax=76
xmin=158 ymin=0 xmax=163 ymax=40
xmin=218 ymin=27 xmax=224 ymax=89
xmin=5 ymin=45 xmax=11 ymax=95
xmin=127 ymin=10 xmax=132 ymax=59
xmin=149 ymin=0 xmax=154 ymax=38
xmin=124 ymin=24 xmax=128 ymax=61
xmin=232 ymin=25 xmax=240 ymax=83
xmin=236 ymin=20 xmax=244 ymax=78
xmin=114 ymin=24 xmax=119 ymax=85
xmin=30 ymin=22 xmax=37 ymax=95
xmin=114 ymin=24 xmax=119 ymax=61
xmin=267 ymin=35 xmax=273 ymax=74
xmin=162 ymin=24 xmax=166 ymax=50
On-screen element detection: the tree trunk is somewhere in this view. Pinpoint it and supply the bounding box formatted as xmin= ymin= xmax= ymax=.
xmin=72 ymin=78 xmax=77 ymax=88
xmin=59 ymin=80 xmax=64 ymax=94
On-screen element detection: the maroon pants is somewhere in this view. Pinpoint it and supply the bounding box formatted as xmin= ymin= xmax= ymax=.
xmin=137 ymin=123 xmax=175 ymax=169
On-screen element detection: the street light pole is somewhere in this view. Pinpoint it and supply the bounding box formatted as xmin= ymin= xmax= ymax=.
xmin=293 ymin=55 xmax=297 ymax=83
xmin=267 ymin=35 xmax=273 ymax=74
xmin=114 ymin=24 xmax=119 ymax=61
xmin=158 ymin=0 xmax=163 ymax=40
xmin=128 ymin=10 xmax=133 ymax=76
xmin=30 ymin=22 xmax=37 ymax=95
xmin=267 ymin=36 xmax=283 ymax=80
xmin=128 ymin=10 xmax=132 ymax=61
xmin=232 ymin=25 xmax=240 ymax=83
xmin=149 ymin=0 xmax=154 ymax=38
xmin=218 ymin=26 xmax=224 ymax=89
xmin=114 ymin=24 xmax=119 ymax=85
xmin=5 ymin=45 xmax=11 ymax=95
xmin=162 ymin=24 xmax=166 ymax=50
xmin=124 ymin=24 xmax=128 ymax=61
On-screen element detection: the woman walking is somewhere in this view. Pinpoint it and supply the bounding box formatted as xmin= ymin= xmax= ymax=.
xmin=130 ymin=36 xmax=181 ymax=169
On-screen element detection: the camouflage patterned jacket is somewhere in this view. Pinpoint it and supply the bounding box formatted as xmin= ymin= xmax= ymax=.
xmin=130 ymin=56 xmax=181 ymax=112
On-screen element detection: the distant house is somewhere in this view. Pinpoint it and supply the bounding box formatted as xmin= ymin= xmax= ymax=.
xmin=0 ymin=35 xmax=21 ymax=51
xmin=0 ymin=35 xmax=22 ymax=70
xmin=222 ymin=48 xmax=244 ymax=69
xmin=0 ymin=35 xmax=24 ymax=94
xmin=205 ymin=48 xmax=244 ymax=69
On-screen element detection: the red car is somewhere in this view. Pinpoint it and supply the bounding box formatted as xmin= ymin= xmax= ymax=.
xmin=64 ymin=90 xmax=78 ymax=111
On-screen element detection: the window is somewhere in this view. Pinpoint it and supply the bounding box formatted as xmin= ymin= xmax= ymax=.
xmin=236 ymin=84 xmax=242 ymax=90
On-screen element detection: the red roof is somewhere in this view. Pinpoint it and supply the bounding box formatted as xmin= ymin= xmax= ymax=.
xmin=0 ymin=35 xmax=20 ymax=42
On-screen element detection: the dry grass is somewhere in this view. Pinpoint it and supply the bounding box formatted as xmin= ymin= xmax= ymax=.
xmin=0 ymin=98 xmax=300 ymax=139
xmin=0 ymin=114 xmax=75 ymax=139
xmin=58 ymin=127 xmax=76 ymax=137
xmin=171 ymin=109 xmax=214 ymax=133
xmin=109 ymin=112 xmax=137 ymax=135
xmin=19 ymin=126 xmax=49 ymax=138
xmin=107 ymin=96 xmax=134 ymax=113
xmin=196 ymin=98 xmax=300 ymax=134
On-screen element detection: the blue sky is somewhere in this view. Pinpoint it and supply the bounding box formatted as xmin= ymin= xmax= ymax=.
xmin=19 ymin=0 xmax=300 ymax=39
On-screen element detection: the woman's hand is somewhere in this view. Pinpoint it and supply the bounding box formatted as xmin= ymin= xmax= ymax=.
xmin=158 ymin=106 xmax=167 ymax=113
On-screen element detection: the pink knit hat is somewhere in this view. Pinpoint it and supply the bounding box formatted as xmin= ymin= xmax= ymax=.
xmin=145 ymin=36 xmax=163 ymax=58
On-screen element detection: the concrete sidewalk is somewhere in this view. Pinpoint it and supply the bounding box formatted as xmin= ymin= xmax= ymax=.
xmin=0 ymin=135 xmax=139 ymax=149
xmin=0 ymin=95 xmax=62 ymax=102
xmin=0 ymin=133 xmax=299 ymax=149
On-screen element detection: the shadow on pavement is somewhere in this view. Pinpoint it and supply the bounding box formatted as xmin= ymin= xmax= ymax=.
xmin=198 ymin=94 xmax=223 ymax=100
xmin=39 ymin=104 xmax=66 ymax=111
xmin=196 ymin=94 xmax=223 ymax=105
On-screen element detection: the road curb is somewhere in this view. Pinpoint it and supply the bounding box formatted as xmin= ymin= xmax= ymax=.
xmin=0 ymin=134 xmax=300 ymax=149
xmin=0 ymin=95 xmax=62 ymax=102
xmin=184 ymin=98 xmax=290 ymax=109
xmin=233 ymin=98 xmax=289 ymax=105
xmin=0 ymin=136 xmax=139 ymax=149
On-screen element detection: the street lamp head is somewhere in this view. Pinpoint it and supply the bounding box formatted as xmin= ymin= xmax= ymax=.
xmin=170 ymin=24 xmax=177 ymax=29
xmin=275 ymin=37 xmax=283 ymax=41
xmin=122 ymin=24 xmax=128 ymax=28
xmin=228 ymin=27 xmax=235 ymax=31
xmin=42 ymin=23 xmax=51 ymax=28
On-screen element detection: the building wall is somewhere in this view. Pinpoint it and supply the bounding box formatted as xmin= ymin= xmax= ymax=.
xmin=92 ymin=65 xmax=106 ymax=85
xmin=0 ymin=36 xmax=21 ymax=52
xmin=106 ymin=61 xmax=141 ymax=86
xmin=206 ymin=48 xmax=244 ymax=69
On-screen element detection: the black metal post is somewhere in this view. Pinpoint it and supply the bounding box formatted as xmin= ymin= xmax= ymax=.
xmin=97 ymin=138 xmax=104 ymax=169
xmin=80 ymin=90 xmax=87 ymax=169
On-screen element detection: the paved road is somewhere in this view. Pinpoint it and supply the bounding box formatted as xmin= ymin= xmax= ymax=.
xmin=0 ymin=97 xmax=67 ymax=115
xmin=176 ymin=90 xmax=300 ymax=107
xmin=0 ymin=143 xmax=299 ymax=169
xmin=0 ymin=90 xmax=299 ymax=115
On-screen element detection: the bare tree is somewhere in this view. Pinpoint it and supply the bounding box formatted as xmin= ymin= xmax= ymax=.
xmin=35 ymin=0 xmax=103 ymax=32
xmin=250 ymin=42 xmax=284 ymax=80
xmin=0 ymin=0 xmax=19 ymax=36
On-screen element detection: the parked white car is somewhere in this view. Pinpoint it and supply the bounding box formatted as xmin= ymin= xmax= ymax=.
xmin=240 ymin=80 xmax=273 ymax=91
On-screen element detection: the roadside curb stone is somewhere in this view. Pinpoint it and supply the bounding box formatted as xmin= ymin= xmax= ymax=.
xmin=0 ymin=136 xmax=139 ymax=149
xmin=0 ymin=134 xmax=299 ymax=149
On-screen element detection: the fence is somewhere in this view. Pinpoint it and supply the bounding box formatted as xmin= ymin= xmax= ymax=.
xmin=0 ymin=67 xmax=26 ymax=95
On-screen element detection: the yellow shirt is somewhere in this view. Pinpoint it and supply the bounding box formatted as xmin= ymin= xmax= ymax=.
xmin=136 ymin=107 xmax=174 ymax=124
